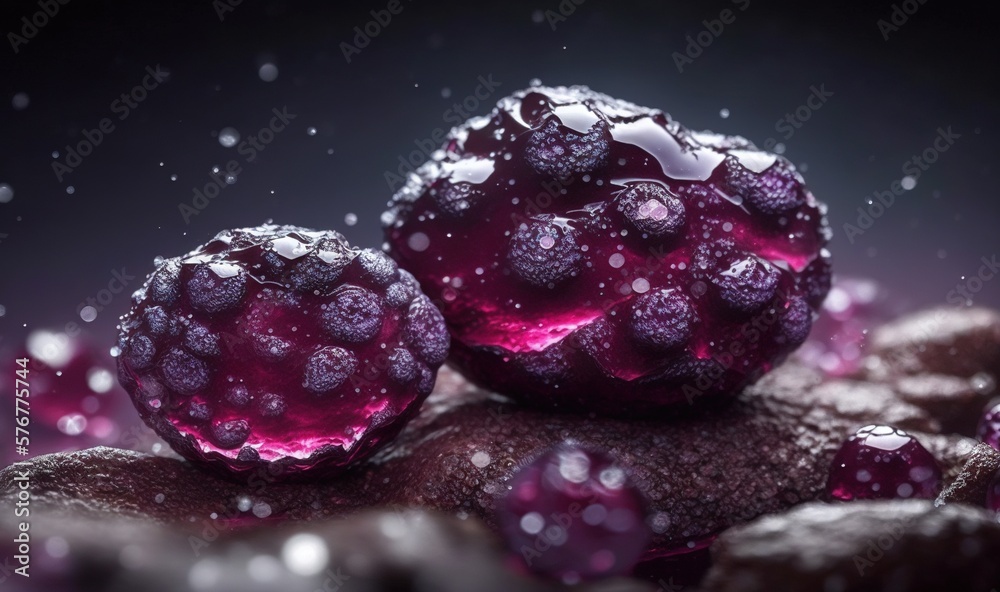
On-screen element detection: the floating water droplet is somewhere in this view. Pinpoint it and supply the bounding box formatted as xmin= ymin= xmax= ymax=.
xmin=218 ymin=127 xmax=240 ymax=148
xmin=344 ymin=213 xmax=358 ymax=226
xmin=901 ymin=175 xmax=917 ymax=190
xmin=80 ymin=306 xmax=97 ymax=323
xmin=306 ymin=127 xmax=317 ymax=136
xmin=441 ymin=87 xmax=452 ymax=98
xmin=66 ymin=186 xmax=75 ymax=195
xmin=154 ymin=493 xmax=165 ymax=504
xmin=0 ymin=305 xmax=6 ymax=317
xmin=258 ymin=63 xmax=279 ymax=82
xmin=170 ymin=174 xmax=178 ymax=181
xmin=11 ymin=92 xmax=29 ymax=110
xmin=0 ymin=183 xmax=12 ymax=204
xmin=87 ymin=367 xmax=114 ymax=393
xmin=224 ymin=174 xmax=237 ymax=185
xmin=58 ymin=414 xmax=87 ymax=436
xmin=531 ymin=10 xmax=545 ymax=24
xmin=608 ymin=253 xmax=625 ymax=268
xmin=719 ymin=108 xmax=730 ymax=119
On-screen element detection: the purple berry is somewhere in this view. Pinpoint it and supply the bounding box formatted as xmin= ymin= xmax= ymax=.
xmin=384 ymin=85 xmax=832 ymax=414
xmin=497 ymin=444 xmax=650 ymax=583
xmin=116 ymin=224 xmax=450 ymax=481
xmin=977 ymin=399 xmax=1000 ymax=451
xmin=827 ymin=425 xmax=941 ymax=501
xmin=988 ymin=469 xmax=1000 ymax=513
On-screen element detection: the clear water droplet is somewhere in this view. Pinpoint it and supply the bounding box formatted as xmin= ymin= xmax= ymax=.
xmin=218 ymin=127 xmax=240 ymax=148
xmin=344 ymin=213 xmax=357 ymax=226
xmin=258 ymin=63 xmax=279 ymax=82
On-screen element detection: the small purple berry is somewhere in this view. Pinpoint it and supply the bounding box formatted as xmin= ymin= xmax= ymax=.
xmin=827 ymin=425 xmax=941 ymax=501
xmin=116 ymin=224 xmax=450 ymax=481
xmin=976 ymin=399 xmax=1000 ymax=451
xmin=497 ymin=444 xmax=650 ymax=583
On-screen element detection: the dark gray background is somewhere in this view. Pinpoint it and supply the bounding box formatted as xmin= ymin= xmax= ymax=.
xmin=1 ymin=0 xmax=997 ymax=352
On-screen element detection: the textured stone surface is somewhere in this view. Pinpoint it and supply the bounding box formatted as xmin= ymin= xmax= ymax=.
xmin=702 ymin=500 xmax=1000 ymax=592
xmin=0 ymin=362 xmax=976 ymax=558
xmin=936 ymin=442 xmax=1000 ymax=507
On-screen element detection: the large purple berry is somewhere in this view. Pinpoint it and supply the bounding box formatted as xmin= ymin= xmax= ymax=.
xmin=977 ymin=399 xmax=1000 ymax=452
xmin=383 ymin=85 xmax=832 ymax=414
xmin=116 ymin=224 xmax=449 ymax=481
xmin=497 ymin=444 xmax=650 ymax=583
xmin=827 ymin=425 xmax=941 ymax=501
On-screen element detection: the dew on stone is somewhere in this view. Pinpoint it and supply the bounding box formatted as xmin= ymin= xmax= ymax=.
xmin=154 ymin=493 xmax=165 ymax=504
xmin=237 ymin=496 xmax=253 ymax=512
xmin=218 ymin=127 xmax=240 ymax=148
xmin=471 ymin=451 xmax=491 ymax=468
xmin=252 ymin=501 xmax=272 ymax=518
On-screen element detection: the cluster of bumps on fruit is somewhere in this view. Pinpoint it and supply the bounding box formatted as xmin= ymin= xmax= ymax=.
xmin=115 ymin=85 xmax=839 ymax=582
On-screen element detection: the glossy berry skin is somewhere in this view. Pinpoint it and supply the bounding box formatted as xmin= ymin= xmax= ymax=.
xmin=976 ymin=400 xmax=1000 ymax=451
xmin=497 ymin=444 xmax=650 ymax=583
xmin=116 ymin=225 xmax=449 ymax=481
xmin=384 ymin=85 xmax=832 ymax=414
xmin=827 ymin=425 xmax=941 ymax=501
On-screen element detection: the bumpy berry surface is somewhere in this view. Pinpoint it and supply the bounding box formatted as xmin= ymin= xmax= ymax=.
xmin=497 ymin=444 xmax=650 ymax=583
xmin=116 ymin=224 xmax=449 ymax=480
xmin=383 ymin=85 xmax=832 ymax=414
xmin=826 ymin=425 xmax=941 ymax=501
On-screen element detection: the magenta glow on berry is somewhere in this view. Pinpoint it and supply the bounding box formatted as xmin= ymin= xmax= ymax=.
xmin=827 ymin=425 xmax=941 ymax=501
xmin=977 ymin=399 xmax=1000 ymax=452
xmin=497 ymin=444 xmax=650 ymax=583
xmin=383 ymin=85 xmax=832 ymax=414
xmin=116 ymin=225 xmax=449 ymax=481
